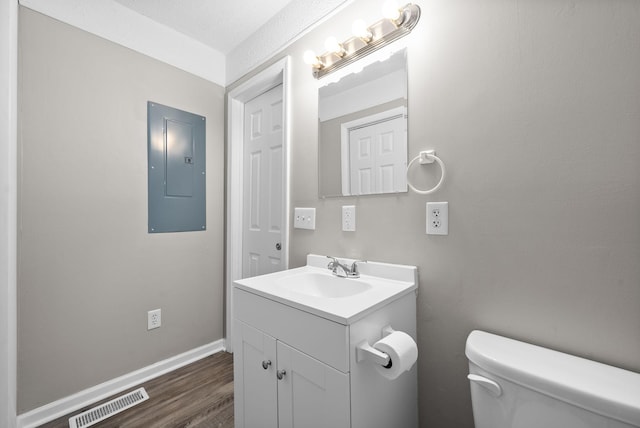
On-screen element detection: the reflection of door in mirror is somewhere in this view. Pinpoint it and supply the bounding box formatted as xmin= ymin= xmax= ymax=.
xmin=318 ymin=48 xmax=408 ymax=197
xmin=342 ymin=107 xmax=407 ymax=196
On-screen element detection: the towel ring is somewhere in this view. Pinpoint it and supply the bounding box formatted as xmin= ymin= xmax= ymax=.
xmin=406 ymin=150 xmax=446 ymax=195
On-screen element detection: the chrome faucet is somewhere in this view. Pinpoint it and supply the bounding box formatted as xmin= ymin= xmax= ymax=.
xmin=326 ymin=256 xmax=366 ymax=278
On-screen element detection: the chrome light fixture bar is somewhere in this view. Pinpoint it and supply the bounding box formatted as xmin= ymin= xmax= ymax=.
xmin=305 ymin=3 xmax=421 ymax=79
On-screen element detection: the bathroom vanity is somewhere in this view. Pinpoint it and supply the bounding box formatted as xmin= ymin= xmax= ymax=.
xmin=232 ymin=254 xmax=419 ymax=428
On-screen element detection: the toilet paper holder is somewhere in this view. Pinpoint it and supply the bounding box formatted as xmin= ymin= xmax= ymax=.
xmin=356 ymin=325 xmax=395 ymax=367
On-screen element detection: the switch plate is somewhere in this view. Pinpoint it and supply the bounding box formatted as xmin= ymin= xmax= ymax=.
xmin=294 ymin=207 xmax=316 ymax=230
xmin=342 ymin=205 xmax=356 ymax=231
xmin=427 ymin=202 xmax=448 ymax=235
xmin=147 ymin=309 xmax=161 ymax=330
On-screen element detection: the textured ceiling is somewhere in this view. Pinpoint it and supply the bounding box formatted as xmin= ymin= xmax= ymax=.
xmin=112 ymin=0 xmax=296 ymax=54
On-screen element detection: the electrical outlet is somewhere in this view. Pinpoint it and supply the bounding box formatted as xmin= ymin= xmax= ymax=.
xmin=293 ymin=207 xmax=316 ymax=230
xmin=342 ymin=205 xmax=356 ymax=231
xmin=426 ymin=202 xmax=449 ymax=235
xmin=147 ymin=309 xmax=161 ymax=330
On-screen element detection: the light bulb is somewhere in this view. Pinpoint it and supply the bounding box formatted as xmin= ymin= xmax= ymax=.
xmin=382 ymin=0 xmax=402 ymax=22
xmin=303 ymin=50 xmax=321 ymax=67
xmin=352 ymin=19 xmax=372 ymax=42
xmin=324 ymin=36 xmax=345 ymax=56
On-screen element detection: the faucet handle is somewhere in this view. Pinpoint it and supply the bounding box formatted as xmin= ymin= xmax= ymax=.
xmin=326 ymin=256 xmax=338 ymax=269
xmin=350 ymin=260 xmax=367 ymax=274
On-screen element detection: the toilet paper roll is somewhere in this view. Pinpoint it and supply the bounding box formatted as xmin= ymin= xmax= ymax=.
xmin=373 ymin=331 xmax=418 ymax=380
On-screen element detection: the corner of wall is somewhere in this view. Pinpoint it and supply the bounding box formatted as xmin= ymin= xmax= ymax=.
xmin=225 ymin=0 xmax=352 ymax=85
xmin=19 ymin=0 xmax=226 ymax=85
xmin=1 ymin=0 xmax=19 ymax=426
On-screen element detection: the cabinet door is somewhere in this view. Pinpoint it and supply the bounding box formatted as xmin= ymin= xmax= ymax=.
xmin=233 ymin=320 xmax=278 ymax=428
xmin=276 ymin=341 xmax=350 ymax=428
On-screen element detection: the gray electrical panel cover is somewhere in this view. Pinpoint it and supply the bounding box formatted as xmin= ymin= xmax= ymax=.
xmin=148 ymin=101 xmax=206 ymax=233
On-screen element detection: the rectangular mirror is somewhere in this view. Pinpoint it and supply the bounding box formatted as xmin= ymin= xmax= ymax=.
xmin=318 ymin=48 xmax=408 ymax=198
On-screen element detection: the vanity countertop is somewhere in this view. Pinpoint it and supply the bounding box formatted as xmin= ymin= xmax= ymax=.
xmin=233 ymin=254 xmax=418 ymax=325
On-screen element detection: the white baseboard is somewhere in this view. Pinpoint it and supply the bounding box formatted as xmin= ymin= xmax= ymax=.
xmin=17 ymin=339 xmax=227 ymax=428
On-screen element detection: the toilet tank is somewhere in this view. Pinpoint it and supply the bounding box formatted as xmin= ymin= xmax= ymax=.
xmin=465 ymin=330 xmax=640 ymax=428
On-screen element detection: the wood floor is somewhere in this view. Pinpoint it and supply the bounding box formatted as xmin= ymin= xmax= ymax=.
xmin=39 ymin=351 xmax=234 ymax=428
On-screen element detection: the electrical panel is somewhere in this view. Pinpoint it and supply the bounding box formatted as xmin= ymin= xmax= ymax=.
xmin=148 ymin=101 xmax=206 ymax=233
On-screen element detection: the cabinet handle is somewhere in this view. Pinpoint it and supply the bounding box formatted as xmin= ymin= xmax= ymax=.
xmin=277 ymin=369 xmax=286 ymax=380
xmin=262 ymin=360 xmax=272 ymax=370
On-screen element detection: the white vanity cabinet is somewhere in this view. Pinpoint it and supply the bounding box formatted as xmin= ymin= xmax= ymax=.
xmin=233 ymin=289 xmax=351 ymax=428
xmin=234 ymin=320 xmax=350 ymax=428
xmin=233 ymin=255 xmax=418 ymax=428
xmin=233 ymin=321 xmax=277 ymax=428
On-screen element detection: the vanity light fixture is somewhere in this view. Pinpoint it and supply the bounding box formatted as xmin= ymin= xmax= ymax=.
xmin=351 ymin=19 xmax=373 ymax=42
xmin=303 ymin=49 xmax=324 ymax=69
xmin=305 ymin=2 xmax=420 ymax=79
xmin=325 ymin=36 xmax=347 ymax=57
xmin=381 ymin=0 xmax=403 ymax=24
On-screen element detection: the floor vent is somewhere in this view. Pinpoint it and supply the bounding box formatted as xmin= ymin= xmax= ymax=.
xmin=68 ymin=387 xmax=149 ymax=428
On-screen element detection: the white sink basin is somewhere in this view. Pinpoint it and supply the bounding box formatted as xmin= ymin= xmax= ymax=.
xmin=233 ymin=254 xmax=418 ymax=324
xmin=277 ymin=272 xmax=372 ymax=298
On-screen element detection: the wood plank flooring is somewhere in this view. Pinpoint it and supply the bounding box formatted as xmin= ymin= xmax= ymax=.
xmin=39 ymin=351 xmax=234 ymax=428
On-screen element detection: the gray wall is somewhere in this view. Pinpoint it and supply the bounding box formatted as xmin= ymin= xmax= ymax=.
xmin=232 ymin=0 xmax=640 ymax=426
xmin=18 ymin=8 xmax=225 ymax=413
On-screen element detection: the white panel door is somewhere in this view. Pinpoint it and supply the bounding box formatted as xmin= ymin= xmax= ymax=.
xmin=243 ymin=84 xmax=284 ymax=278
xmin=233 ymin=320 xmax=278 ymax=428
xmin=277 ymin=341 xmax=350 ymax=428
xmin=349 ymin=131 xmax=374 ymax=195
xmin=349 ymin=115 xmax=407 ymax=195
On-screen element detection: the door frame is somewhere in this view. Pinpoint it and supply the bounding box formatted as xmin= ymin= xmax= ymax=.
xmin=226 ymin=57 xmax=290 ymax=351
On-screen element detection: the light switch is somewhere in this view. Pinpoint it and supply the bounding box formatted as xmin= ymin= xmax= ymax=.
xmin=294 ymin=207 xmax=316 ymax=230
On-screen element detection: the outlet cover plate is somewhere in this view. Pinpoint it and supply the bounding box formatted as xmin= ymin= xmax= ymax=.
xmin=148 ymin=309 xmax=161 ymax=330
xmin=427 ymin=202 xmax=448 ymax=235
xmin=342 ymin=205 xmax=356 ymax=231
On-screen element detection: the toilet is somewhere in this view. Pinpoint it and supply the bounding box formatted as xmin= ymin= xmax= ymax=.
xmin=465 ymin=330 xmax=640 ymax=428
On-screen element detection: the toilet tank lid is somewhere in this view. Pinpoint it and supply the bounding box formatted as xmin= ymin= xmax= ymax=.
xmin=465 ymin=330 xmax=640 ymax=427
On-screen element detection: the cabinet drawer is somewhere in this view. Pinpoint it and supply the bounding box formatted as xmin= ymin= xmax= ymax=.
xmin=234 ymin=288 xmax=349 ymax=372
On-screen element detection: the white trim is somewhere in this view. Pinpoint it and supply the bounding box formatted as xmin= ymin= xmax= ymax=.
xmin=19 ymin=0 xmax=226 ymax=85
xmin=226 ymin=57 xmax=291 ymax=352
xmin=16 ymin=339 xmax=226 ymax=428
xmin=1 ymin=0 xmax=18 ymax=426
